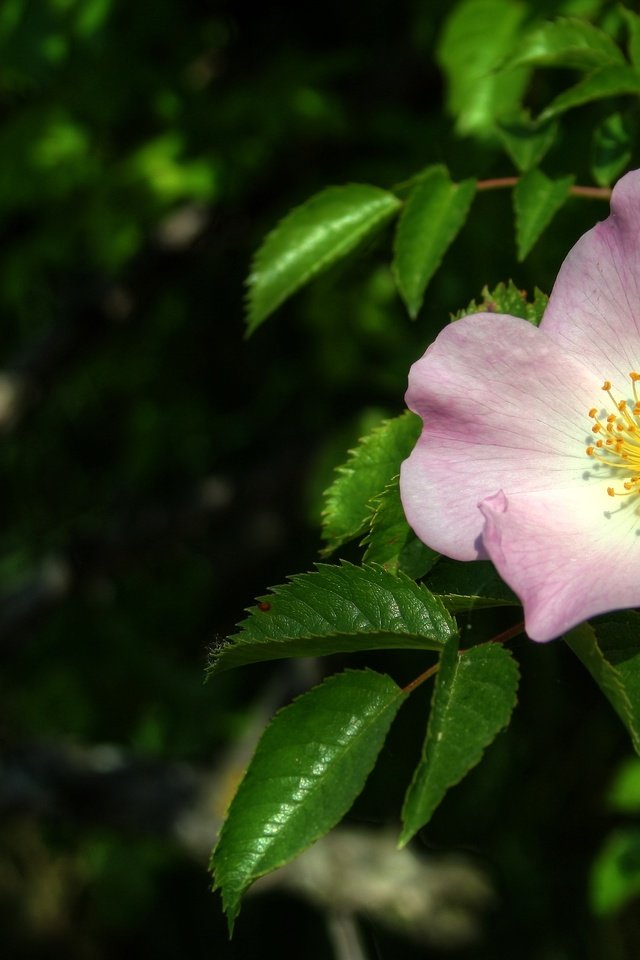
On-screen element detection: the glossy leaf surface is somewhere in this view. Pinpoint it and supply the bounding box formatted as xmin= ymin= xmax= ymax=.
xmin=400 ymin=639 xmax=519 ymax=845
xmin=209 ymin=562 xmax=456 ymax=675
xmin=212 ymin=669 xmax=407 ymax=928
xmin=247 ymin=184 xmax=400 ymax=333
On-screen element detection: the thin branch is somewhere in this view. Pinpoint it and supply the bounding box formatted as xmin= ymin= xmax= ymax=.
xmin=477 ymin=176 xmax=611 ymax=200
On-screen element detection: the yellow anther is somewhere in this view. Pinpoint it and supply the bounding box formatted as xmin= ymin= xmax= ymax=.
xmin=587 ymin=373 xmax=640 ymax=496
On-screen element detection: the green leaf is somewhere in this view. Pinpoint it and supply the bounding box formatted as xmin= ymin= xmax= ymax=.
xmin=607 ymin=758 xmax=640 ymax=814
xmin=621 ymin=7 xmax=640 ymax=69
xmin=539 ymin=65 xmax=640 ymax=121
xmin=392 ymin=166 xmax=476 ymax=319
xmin=590 ymin=828 xmax=640 ymax=916
xmin=498 ymin=17 xmax=626 ymax=72
xmin=322 ymin=411 xmax=421 ymax=554
xmin=591 ymin=112 xmax=632 ymax=187
xmin=246 ymin=184 xmax=401 ymax=333
xmin=363 ymin=477 xmax=439 ymax=578
xmin=496 ymin=110 xmax=558 ymax=172
xmin=400 ymin=638 xmax=519 ymax=845
xmin=513 ymin=169 xmax=574 ymax=260
xmin=211 ymin=668 xmax=407 ymax=929
xmin=565 ymin=613 xmax=640 ymax=756
xmin=426 ymin=558 xmax=519 ymax=611
xmin=437 ymin=0 xmax=530 ymax=137
xmin=209 ymin=562 xmax=457 ymax=675
xmin=454 ymin=280 xmax=548 ymax=326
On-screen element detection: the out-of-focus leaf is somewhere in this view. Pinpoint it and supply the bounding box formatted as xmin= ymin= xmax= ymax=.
xmin=621 ymin=8 xmax=640 ymax=69
xmin=209 ymin=562 xmax=456 ymax=675
xmin=513 ymin=169 xmax=574 ymax=260
xmin=322 ymin=412 xmax=420 ymax=554
xmin=437 ymin=0 xmax=529 ymax=137
xmin=426 ymin=558 xmax=519 ymax=611
xmin=212 ymin=669 xmax=407 ymax=930
xmin=246 ymin=184 xmax=401 ymax=334
xmin=363 ymin=477 xmax=439 ymax=578
xmin=400 ymin=637 xmax=519 ymax=845
xmin=608 ymin=758 xmax=640 ymax=813
xmin=454 ymin=280 xmax=548 ymax=326
xmin=498 ymin=17 xmax=625 ymax=72
xmin=496 ymin=111 xmax=558 ymax=172
xmin=566 ymin=613 xmax=640 ymax=756
xmin=392 ymin=166 xmax=476 ymax=318
xmin=590 ymin=828 xmax=640 ymax=916
xmin=591 ymin=112 xmax=632 ymax=187
xmin=540 ymin=65 xmax=640 ymax=121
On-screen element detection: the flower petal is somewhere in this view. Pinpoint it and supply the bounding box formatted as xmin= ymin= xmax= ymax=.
xmin=400 ymin=312 xmax=600 ymax=560
xmin=541 ymin=168 xmax=640 ymax=391
xmin=479 ymin=484 xmax=640 ymax=642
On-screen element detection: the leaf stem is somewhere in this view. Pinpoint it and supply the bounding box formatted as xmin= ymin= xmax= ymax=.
xmin=402 ymin=662 xmax=439 ymax=696
xmin=489 ymin=620 xmax=525 ymax=645
xmin=477 ymin=177 xmax=611 ymax=200
xmin=401 ymin=620 xmax=525 ymax=695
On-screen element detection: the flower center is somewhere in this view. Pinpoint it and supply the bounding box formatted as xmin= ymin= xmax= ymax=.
xmin=587 ymin=373 xmax=640 ymax=497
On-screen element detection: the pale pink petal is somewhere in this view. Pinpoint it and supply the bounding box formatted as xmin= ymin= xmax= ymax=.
xmin=400 ymin=312 xmax=602 ymax=560
xmin=541 ymin=169 xmax=640 ymax=391
xmin=479 ymin=484 xmax=640 ymax=642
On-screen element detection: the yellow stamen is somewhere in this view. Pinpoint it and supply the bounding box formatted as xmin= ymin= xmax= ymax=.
xmin=587 ymin=373 xmax=640 ymax=497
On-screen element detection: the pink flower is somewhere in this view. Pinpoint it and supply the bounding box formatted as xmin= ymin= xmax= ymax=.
xmin=400 ymin=170 xmax=640 ymax=642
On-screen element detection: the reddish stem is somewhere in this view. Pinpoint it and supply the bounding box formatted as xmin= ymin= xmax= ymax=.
xmin=477 ymin=177 xmax=611 ymax=200
xmin=401 ymin=620 xmax=525 ymax=695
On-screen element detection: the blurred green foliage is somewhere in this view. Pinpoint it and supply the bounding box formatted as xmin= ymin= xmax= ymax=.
xmin=0 ymin=0 xmax=639 ymax=957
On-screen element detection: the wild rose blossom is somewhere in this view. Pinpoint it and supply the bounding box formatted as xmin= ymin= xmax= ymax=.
xmin=400 ymin=169 xmax=640 ymax=642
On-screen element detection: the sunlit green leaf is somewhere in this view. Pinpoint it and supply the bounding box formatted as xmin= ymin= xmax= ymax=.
xmin=437 ymin=0 xmax=529 ymax=137
xmin=540 ymin=65 xmax=640 ymax=121
xmin=513 ymin=169 xmax=574 ymax=260
xmin=209 ymin=562 xmax=457 ymax=675
xmin=454 ymin=280 xmax=548 ymax=326
xmin=498 ymin=17 xmax=625 ymax=72
xmin=246 ymin=184 xmax=401 ymax=333
xmin=608 ymin=758 xmax=640 ymax=813
xmin=392 ymin=166 xmax=476 ymax=318
xmin=590 ymin=828 xmax=640 ymax=916
xmin=400 ymin=638 xmax=519 ymax=845
xmin=322 ymin=411 xmax=420 ymax=554
xmin=211 ymin=668 xmax=407 ymax=929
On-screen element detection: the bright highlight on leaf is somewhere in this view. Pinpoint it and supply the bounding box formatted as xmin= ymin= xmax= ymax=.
xmin=437 ymin=0 xmax=529 ymax=137
xmin=498 ymin=17 xmax=625 ymax=72
xmin=246 ymin=183 xmax=401 ymax=334
xmin=209 ymin=562 xmax=456 ymax=675
xmin=211 ymin=669 xmax=408 ymax=930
